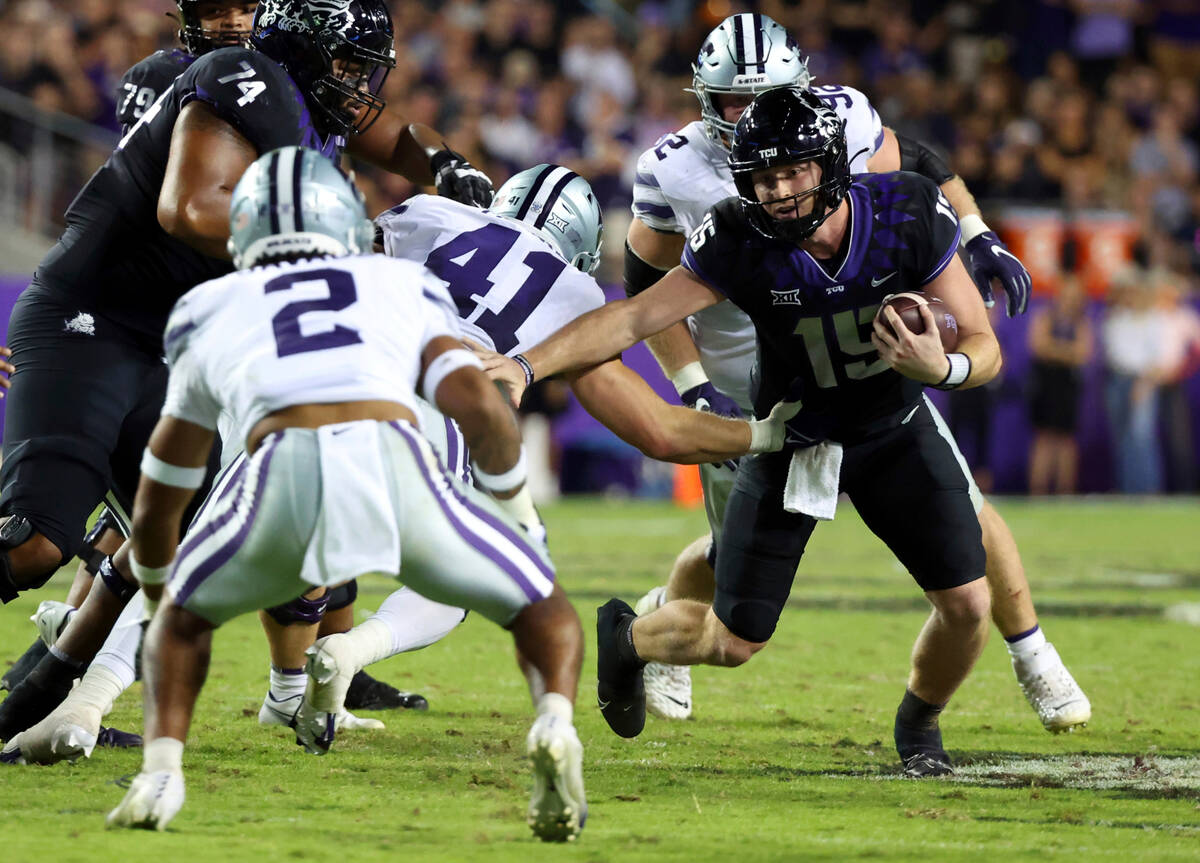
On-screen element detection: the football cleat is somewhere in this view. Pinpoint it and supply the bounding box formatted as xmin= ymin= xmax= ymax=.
xmin=32 ymin=600 xmax=75 ymax=648
xmin=596 ymin=598 xmax=646 ymax=739
xmin=344 ymin=669 xmax=429 ymax=712
xmin=1012 ymin=642 xmax=1091 ymax=733
xmin=634 ymin=587 xmax=693 ymax=720
xmin=4 ymin=699 xmax=104 ymax=763
xmin=526 ymin=712 xmax=587 ymax=842
xmin=97 ymin=726 xmax=144 ymax=748
xmin=292 ymin=699 xmax=335 ymax=755
xmin=305 ymin=634 xmax=359 ymax=715
xmin=106 ymin=769 xmax=186 ymax=831
xmin=258 ymin=691 xmax=304 ymax=728
xmin=895 ymin=717 xmax=953 ymax=778
xmin=1 ymin=639 xmax=48 ymax=691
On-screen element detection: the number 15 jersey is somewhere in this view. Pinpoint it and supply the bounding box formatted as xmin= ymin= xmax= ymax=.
xmin=160 ymin=255 xmax=461 ymax=450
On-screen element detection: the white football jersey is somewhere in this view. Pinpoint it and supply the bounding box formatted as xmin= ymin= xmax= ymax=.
xmin=161 ymin=254 xmax=461 ymax=449
xmin=376 ymin=195 xmax=605 ymax=356
xmin=631 ymin=85 xmax=883 ymax=410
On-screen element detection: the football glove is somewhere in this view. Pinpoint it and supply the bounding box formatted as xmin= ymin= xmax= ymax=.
xmin=679 ymin=381 xmax=743 ymax=471
xmin=430 ymin=147 xmax=494 ymax=208
xmin=964 ymin=231 xmax=1031 ymax=317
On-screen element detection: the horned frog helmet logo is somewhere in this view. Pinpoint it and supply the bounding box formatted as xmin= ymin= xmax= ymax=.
xmin=256 ymin=0 xmax=352 ymax=35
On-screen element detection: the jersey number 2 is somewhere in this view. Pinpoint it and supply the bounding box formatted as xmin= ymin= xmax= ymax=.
xmin=264 ymin=268 xmax=362 ymax=357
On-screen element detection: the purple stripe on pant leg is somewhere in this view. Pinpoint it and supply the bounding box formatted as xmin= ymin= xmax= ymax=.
xmin=175 ymin=456 xmax=250 ymax=565
xmin=173 ymin=435 xmax=281 ymax=607
xmin=443 ymin=415 xmax=459 ymax=476
xmin=388 ymin=421 xmax=550 ymax=602
xmin=186 ymin=455 xmax=248 ymax=533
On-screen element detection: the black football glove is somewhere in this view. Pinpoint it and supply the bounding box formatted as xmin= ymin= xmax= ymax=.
xmin=680 ymin=381 xmax=744 ymax=471
xmin=964 ymin=231 xmax=1031 ymax=317
xmin=430 ymin=147 xmax=494 ymax=208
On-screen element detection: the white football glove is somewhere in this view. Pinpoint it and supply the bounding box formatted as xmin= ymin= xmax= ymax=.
xmin=106 ymin=769 xmax=185 ymax=831
xmin=746 ymin=399 xmax=803 ymax=453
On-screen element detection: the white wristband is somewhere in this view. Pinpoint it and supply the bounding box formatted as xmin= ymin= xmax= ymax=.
xmin=669 ymin=361 xmax=709 ymax=396
xmin=472 ymin=448 xmax=527 ymax=494
xmin=422 ymin=348 xmax=483 ymax=402
xmin=958 ymin=213 xmax=989 ymax=245
xmin=129 ymin=552 xmax=172 ymax=585
xmin=935 ymin=352 xmax=972 ymax=389
xmin=140 ymin=448 xmax=206 ymax=489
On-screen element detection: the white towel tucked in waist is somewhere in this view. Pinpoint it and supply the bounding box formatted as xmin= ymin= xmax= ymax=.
xmin=782 ymin=441 xmax=843 ymax=521
xmin=299 ymin=421 xmax=400 ymax=587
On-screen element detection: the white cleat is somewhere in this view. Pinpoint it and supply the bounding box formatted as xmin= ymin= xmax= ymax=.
xmin=259 ymin=690 xmax=383 ymax=733
xmin=526 ymin=713 xmax=586 ymax=842
xmin=292 ymin=698 xmax=335 ymax=755
xmin=32 ymin=600 xmax=75 ymax=648
xmin=634 ymin=586 xmax=692 ymax=720
xmin=1013 ymin=642 xmax=1092 ymax=733
xmin=7 ymin=702 xmax=103 ymax=764
xmin=106 ymin=770 xmax=185 ymax=831
xmin=335 ymin=710 xmax=384 ymax=731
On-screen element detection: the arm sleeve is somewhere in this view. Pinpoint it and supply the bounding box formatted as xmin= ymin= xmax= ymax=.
xmin=631 ymin=147 xmax=683 ymax=233
xmin=178 ymin=48 xmax=313 ymax=153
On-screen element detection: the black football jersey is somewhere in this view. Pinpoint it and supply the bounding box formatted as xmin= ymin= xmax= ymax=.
xmin=35 ymin=47 xmax=340 ymax=348
xmin=115 ymin=49 xmax=193 ymax=134
xmin=682 ymin=171 xmax=961 ymax=443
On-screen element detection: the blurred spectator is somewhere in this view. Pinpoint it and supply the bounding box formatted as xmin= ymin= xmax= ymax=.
xmin=1027 ymin=276 xmax=1092 ymax=495
xmin=1102 ymin=272 xmax=1169 ymax=494
xmin=1155 ymin=272 xmax=1200 ymax=492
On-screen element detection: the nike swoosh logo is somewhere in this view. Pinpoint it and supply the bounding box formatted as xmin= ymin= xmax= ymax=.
xmin=597 ymin=699 xmax=610 ymax=710
xmin=990 ymin=244 xmax=1021 ymax=263
xmin=663 ymin=695 xmax=689 ymax=708
xmin=871 ymin=272 xmax=896 ymax=287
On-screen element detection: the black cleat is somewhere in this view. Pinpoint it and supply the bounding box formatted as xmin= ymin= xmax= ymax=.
xmin=596 ymin=598 xmax=646 ymax=739
xmin=2 ymin=639 xmax=49 ymax=691
xmin=895 ymin=716 xmax=953 ymax=778
xmin=0 ymin=655 xmax=80 ymax=742
xmin=96 ymin=726 xmax=143 ymax=748
xmin=343 ymin=669 xmax=428 ymax=711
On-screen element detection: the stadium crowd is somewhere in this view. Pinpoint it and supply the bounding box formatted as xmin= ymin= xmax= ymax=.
xmin=0 ymin=0 xmax=1198 ymax=492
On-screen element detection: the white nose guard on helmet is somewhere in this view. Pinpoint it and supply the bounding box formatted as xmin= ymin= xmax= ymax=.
xmin=490 ymin=164 xmax=604 ymax=275
xmin=689 ymin=13 xmax=812 ymax=147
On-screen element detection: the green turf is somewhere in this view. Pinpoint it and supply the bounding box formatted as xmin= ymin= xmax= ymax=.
xmin=2 ymin=497 xmax=1199 ymax=861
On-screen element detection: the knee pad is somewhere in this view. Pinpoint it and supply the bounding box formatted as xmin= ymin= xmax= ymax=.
xmin=325 ymin=579 xmax=357 ymax=612
xmin=265 ymin=592 xmax=330 ymax=626
xmin=98 ymin=555 xmax=138 ymax=604
xmin=0 ymin=516 xmax=55 ymax=603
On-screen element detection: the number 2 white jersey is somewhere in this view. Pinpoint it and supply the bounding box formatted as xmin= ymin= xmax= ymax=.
xmin=631 ymin=84 xmax=884 ymax=411
xmin=375 ymin=195 xmax=606 ymax=357
xmin=160 ymin=254 xmax=462 ymax=449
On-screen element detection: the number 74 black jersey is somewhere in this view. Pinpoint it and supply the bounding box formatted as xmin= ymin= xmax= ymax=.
xmin=682 ymin=171 xmax=961 ymax=443
xmin=36 ymin=46 xmax=337 ymax=348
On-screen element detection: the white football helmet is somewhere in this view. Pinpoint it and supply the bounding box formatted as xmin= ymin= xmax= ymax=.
xmin=490 ymin=165 xmax=604 ymax=275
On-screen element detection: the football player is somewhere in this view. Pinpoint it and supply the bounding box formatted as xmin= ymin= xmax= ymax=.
xmin=306 ymin=165 xmax=800 ymax=712
xmin=0 ymin=0 xmax=490 ymax=748
xmin=106 ymin=147 xmax=586 ymax=840
xmin=478 ymin=88 xmax=1002 ymax=777
xmin=624 ymin=13 xmax=1088 ymax=732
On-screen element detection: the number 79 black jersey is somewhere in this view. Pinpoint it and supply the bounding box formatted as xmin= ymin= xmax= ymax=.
xmin=115 ymin=49 xmax=194 ymax=134
xmin=36 ymin=46 xmax=338 ymax=348
xmin=682 ymin=171 xmax=961 ymax=443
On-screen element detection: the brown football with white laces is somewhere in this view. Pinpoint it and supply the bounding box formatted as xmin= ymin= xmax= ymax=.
xmin=875 ymin=292 xmax=959 ymax=351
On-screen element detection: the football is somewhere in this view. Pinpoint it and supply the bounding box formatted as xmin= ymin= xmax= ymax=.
xmin=875 ymin=292 xmax=959 ymax=351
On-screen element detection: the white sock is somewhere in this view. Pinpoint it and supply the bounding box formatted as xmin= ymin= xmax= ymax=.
xmin=1006 ymin=624 xmax=1047 ymax=660
xmin=90 ymin=590 xmax=145 ymax=692
xmin=536 ymin=692 xmax=573 ymax=725
xmin=268 ymin=665 xmax=307 ymax=701
xmin=61 ymin=664 xmax=125 ymax=718
xmin=143 ymin=736 xmax=184 ymax=773
xmin=370 ymin=587 xmax=466 ymax=656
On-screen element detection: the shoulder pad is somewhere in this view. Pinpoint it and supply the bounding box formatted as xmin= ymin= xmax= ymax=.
xmin=117 ymin=50 xmax=193 ymax=130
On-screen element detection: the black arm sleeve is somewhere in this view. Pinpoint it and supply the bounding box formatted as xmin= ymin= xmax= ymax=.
xmin=896 ymin=133 xmax=955 ymax=186
xmin=623 ymin=240 xmax=670 ymax=298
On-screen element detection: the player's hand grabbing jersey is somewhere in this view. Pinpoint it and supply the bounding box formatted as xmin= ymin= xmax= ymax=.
xmin=161 ymin=254 xmax=461 ymax=446
xmin=631 ymin=85 xmax=882 ymax=410
xmin=41 ymin=47 xmax=339 ymax=347
xmin=682 ymin=172 xmax=960 ymax=443
xmin=115 ymin=49 xmax=194 ymax=134
xmin=375 ymin=196 xmax=605 ymax=356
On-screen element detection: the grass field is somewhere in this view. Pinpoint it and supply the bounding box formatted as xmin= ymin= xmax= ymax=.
xmin=2 ymin=497 xmax=1199 ymax=862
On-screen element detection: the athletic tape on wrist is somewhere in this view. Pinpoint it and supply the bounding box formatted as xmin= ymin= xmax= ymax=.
xmin=935 ymin=353 xmax=971 ymax=389
xmin=669 ymin=361 xmax=709 ymax=396
xmin=512 ymin=353 xmax=535 ymax=388
xmin=140 ymin=448 xmax=206 ymax=489
xmin=472 ymin=448 xmax=528 ymax=493
xmin=128 ymin=552 xmax=172 ymax=585
xmin=958 ymin=214 xmax=989 ymax=245
xmin=422 ymin=348 xmax=483 ymax=402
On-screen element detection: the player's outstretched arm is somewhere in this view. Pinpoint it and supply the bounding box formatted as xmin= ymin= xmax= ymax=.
xmin=158 ymin=103 xmax=258 ymax=260
xmin=871 ymin=255 xmax=1001 ymax=389
xmin=129 ymin=417 xmax=216 ymax=604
